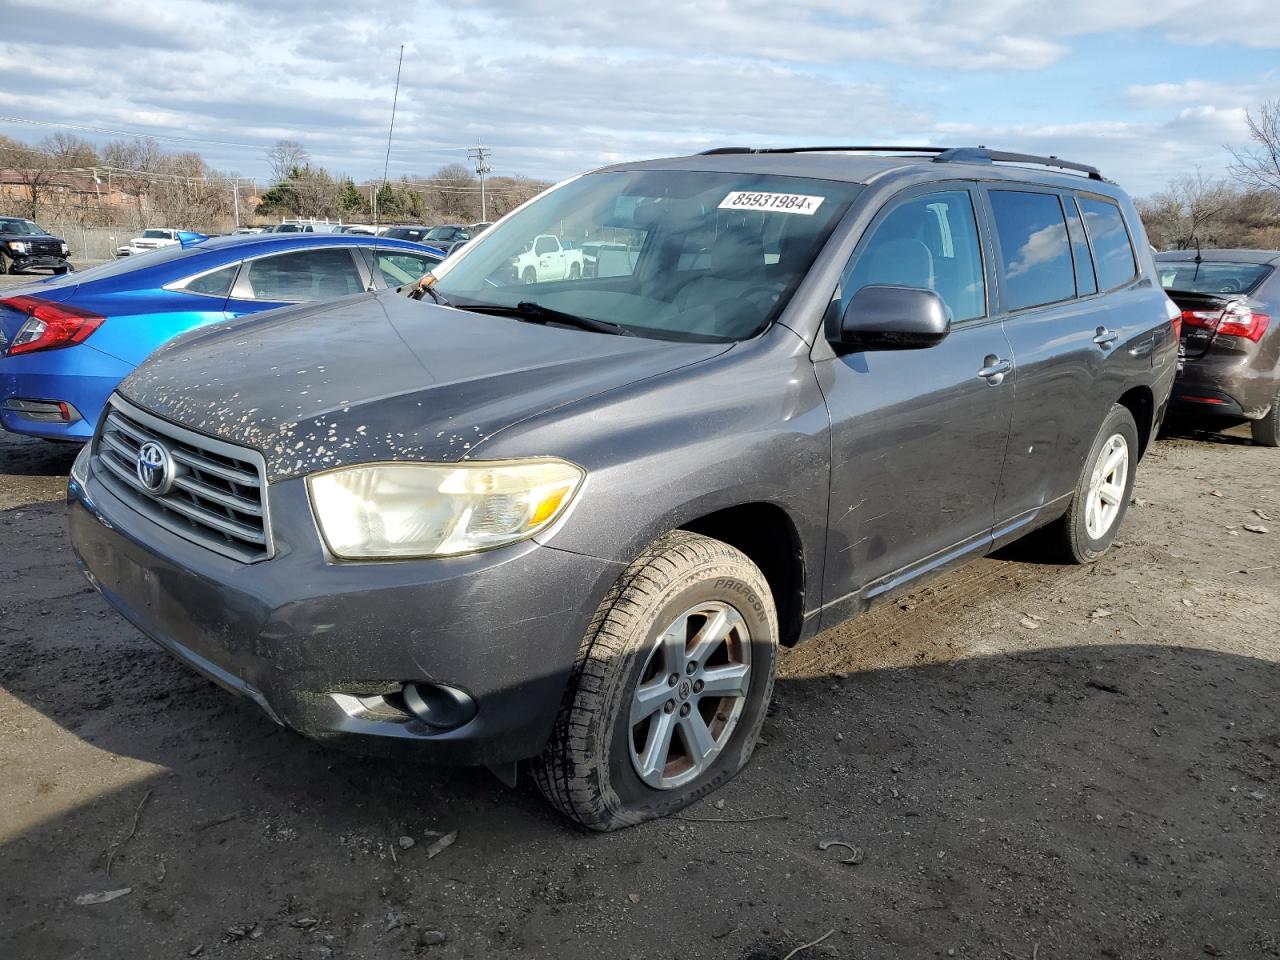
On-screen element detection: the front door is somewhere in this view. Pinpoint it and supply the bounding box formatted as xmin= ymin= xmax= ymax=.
xmin=816 ymin=186 xmax=1014 ymax=622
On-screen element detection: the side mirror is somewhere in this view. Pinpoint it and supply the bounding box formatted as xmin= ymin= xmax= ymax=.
xmin=828 ymin=284 xmax=952 ymax=352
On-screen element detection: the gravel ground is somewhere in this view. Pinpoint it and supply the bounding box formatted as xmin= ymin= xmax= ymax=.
xmin=0 ymin=305 xmax=1277 ymax=958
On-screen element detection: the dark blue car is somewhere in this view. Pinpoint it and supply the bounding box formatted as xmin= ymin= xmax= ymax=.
xmin=0 ymin=233 xmax=444 ymax=440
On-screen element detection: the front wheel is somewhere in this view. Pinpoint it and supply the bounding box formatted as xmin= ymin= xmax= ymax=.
xmin=522 ymin=267 xmax=537 ymax=284
xmin=569 ymin=262 xmax=581 ymax=280
xmin=1250 ymin=393 xmax=1280 ymax=447
xmin=1040 ymin=404 xmax=1139 ymax=563
xmin=0 ymin=254 xmax=11 ymax=275
xmin=532 ymin=530 xmax=778 ymax=831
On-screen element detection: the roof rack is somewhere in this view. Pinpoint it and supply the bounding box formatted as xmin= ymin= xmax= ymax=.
xmin=697 ymin=144 xmax=1104 ymax=180
xmin=933 ymin=147 xmax=1103 ymax=181
xmin=699 ymin=146 xmax=946 ymax=156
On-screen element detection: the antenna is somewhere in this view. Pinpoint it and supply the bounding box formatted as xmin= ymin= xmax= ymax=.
xmin=373 ymin=44 xmax=405 ymax=246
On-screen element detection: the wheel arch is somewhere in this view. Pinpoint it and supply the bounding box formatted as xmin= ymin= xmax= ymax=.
xmin=1117 ymin=384 xmax=1155 ymax=459
xmin=678 ymin=501 xmax=806 ymax=648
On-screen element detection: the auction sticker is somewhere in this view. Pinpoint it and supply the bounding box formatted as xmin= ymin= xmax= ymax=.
xmin=718 ymin=191 xmax=825 ymax=215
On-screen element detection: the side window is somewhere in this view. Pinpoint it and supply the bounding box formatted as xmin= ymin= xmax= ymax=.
xmin=375 ymin=251 xmax=439 ymax=286
xmin=989 ymin=190 xmax=1075 ymax=311
xmin=1064 ymin=198 xmax=1097 ymax=297
xmin=179 ymin=264 xmax=238 ymax=297
xmin=534 ymin=236 xmax=558 ymax=256
xmin=1078 ymin=196 xmax=1137 ymax=290
xmin=241 ymin=249 xmax=364 ymax=302
xmin=846 ymin=190 xmax=986 ymax=322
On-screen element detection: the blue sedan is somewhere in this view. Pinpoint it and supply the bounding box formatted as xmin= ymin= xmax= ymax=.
xmin=0 ymin=232 xmax=445 ymax=440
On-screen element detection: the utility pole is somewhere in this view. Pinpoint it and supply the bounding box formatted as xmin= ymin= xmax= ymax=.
xmin=468 ymin=141 xmax=491 ymax=221
xmin=232 ymin=178 xmax=241 ymax=228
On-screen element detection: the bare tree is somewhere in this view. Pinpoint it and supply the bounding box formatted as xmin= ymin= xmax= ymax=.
xmin=1138 ymin=169 xmax=1236 ymax=250
xmin=0 ymin=139 xmax=60 ymax=221
xmin=43 ymin=133 xmax=99 ymax=169
xmin=1229 ymin=100 xmax=1280 ymax=193
xmin=266 ymin=140 xmax=310 ymax=184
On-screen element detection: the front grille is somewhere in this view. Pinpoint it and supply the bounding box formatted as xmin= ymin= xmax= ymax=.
xmin=93 ymin=395 xmax=272 ymax=563
xmin=31 ymin=239 xmax=62 ymax=256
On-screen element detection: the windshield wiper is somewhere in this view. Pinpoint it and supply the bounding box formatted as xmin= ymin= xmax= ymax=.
xmin=457 ymin=300 xmax=633 ymax=336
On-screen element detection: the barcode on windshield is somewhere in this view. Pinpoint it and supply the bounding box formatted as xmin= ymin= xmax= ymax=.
xmin=718 ymin=191 xmax=825 ymax=215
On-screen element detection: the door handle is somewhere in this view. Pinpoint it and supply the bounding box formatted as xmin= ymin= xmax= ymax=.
xmin=1093 ymin=327 xmax=1118 ymax=347
xmin=978 ymin=357 xmax=1012 ymax=384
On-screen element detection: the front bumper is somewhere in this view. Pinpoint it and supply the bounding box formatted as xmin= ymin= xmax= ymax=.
xmin=1173 ymin=351 xmax=1276 ymax=419
xmin=6 ymin=253 xmax=70 ymax=272
xmin=68 ymin=459 xmax=622 ymax=765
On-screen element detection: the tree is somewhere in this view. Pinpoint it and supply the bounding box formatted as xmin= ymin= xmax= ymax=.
xmin=338 ymin=178 xmax=369 ymax=216
xmin=43 ymin=133 xmax=99 ymax=169
xmin=266 ymin=140 xmax=309 ymax=184
xmin=1229 ymin=100 xmax=1280 ymax=193
xmin=1137 ymin=170 xmax=1236 ymax=250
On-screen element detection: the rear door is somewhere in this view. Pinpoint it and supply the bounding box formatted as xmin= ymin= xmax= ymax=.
xmin=223 ymin=246 xmax=370 ymax=316
xmin=817 ymin=184 xmax=1015 ymax=617
xmin=986 ymin=187 xmax=1143 ymax=536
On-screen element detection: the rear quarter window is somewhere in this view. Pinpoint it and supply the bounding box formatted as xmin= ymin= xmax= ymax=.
xmin=1078 ymin=196 xmax=1137 ymax=290
xmin=989 ymin=190 xmax=1076 ymax=311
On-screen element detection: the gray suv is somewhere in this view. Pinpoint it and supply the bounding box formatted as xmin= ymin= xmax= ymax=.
xmin=68 ymin=146 xmax=1177 ymax=830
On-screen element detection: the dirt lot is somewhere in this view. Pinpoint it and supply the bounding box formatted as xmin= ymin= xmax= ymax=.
xmin=1 ymin=344 xmax=1278 ymax=957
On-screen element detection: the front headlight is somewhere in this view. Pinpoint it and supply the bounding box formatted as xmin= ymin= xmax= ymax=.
xmin=8 ymin=241 xmax=28 ymax=254
xmin=307 ymin=458 xmax=585 ymax=559
xmin=69 ymin=442 xmax=91 ymax=488
xmin=60 ymin=242 xmax=69 ymax=255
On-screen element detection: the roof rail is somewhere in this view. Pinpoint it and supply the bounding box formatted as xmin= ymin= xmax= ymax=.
xmin=699 ymin=145 xmax=947 ymax=156
xmin=933 ymin=147 xmax=1104 ymax=181
xmin=696 ymin=144 xmax=1104 ymax=180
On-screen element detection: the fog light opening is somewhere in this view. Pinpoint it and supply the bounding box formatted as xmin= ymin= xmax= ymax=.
xmin=401 ymin=681 xmax=477 ymax=731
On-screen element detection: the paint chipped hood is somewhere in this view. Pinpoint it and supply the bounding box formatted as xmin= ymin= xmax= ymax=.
xmin=117 ymin=292 xmax=730 ymax=482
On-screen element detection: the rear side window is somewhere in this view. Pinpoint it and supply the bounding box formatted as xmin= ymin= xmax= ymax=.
xmin=846 ymin=190 xmax=986 ymax=322
xmin=1064 ymin=200 xmax=1097 ymax=297
xmin=989 ymin=190 xmax=1075 ymax=311
xmin=240 ymin=249 xmax=364 ymax=301
xmin=1078 ymin=196 xmax=1137 ymax=290
xmin=180 ymin=264 xmax=238 ymax=297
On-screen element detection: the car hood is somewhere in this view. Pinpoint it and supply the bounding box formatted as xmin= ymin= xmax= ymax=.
xmin=118 ymin=291 xmax=731 ymax=482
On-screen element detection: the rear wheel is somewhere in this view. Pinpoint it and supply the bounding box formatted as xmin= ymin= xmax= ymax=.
xmin=1250 ymin=394 xmax=1280 ymax=447
xmin=1040 ymin=404 xmax=1139 ymax=563
xmin=532 ymin=530 xmax=778 ymax=831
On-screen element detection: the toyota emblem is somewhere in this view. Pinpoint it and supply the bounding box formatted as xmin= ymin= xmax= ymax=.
xmin=136 ymin=440 xmax=174 ymax=495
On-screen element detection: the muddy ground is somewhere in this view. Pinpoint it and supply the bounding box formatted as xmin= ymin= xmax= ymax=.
xmin=1 ymin=304 xmax=1277 ymax=958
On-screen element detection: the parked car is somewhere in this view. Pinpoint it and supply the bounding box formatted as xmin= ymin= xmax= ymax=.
xmin=581 ymin=240 xmax=636 ymax=278
xmin=0 ymin=217 xmax=71 ymax=275
xmin=1155 ymin=250 xmax=1279 ymax=446
xmin=380 ymin=225 xmax=432 ymax=244
xmin=116 ymin=229 xmax=189 ymax=257
xmin=1 ymin=234 xmax=442 ymax=440
xmin=421 ymin=224 xmax=475 ymax=253
xmin=513 ymin=233 xmax=584 ymax=282
xmin=68 ymin=145 xmax=1175 ymax=830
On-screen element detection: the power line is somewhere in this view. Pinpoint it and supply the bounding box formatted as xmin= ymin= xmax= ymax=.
xmin=0 ymin=115 xmax=264 ymax=150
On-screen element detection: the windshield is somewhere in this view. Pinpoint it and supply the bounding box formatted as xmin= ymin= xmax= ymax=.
xmin=1158 ymin=260 xmax=1273 ymax=296
xmin=425 ymin=226 xmax=460 ymax=240
xmin=431 ymin=170 xmax=861 ymax=341
xmin=141 ymin=230 xmax=171 ymax=239
xmin=71 ymin=244 xmax=208 ymax=281
xmin=0 ymin=218 xmax=46 ymax=236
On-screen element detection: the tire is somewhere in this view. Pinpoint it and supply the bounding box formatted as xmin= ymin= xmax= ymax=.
xmin=522 ymin=267 xmax=537 ymax=284
xmin=1040 ymin=404 xmax=1139 ymax=563
xmin=532 ymin=530 xmax=778 ymax=831
xmin=0 ymin=254 xmax=11 ymax=275
xmin=1250 ymin=394 xmax=1280 ymax=447
xmin=569 ymin=262 xmax=581 ymax=280
xmin=54 ymin=265 xmax=70 ymax=275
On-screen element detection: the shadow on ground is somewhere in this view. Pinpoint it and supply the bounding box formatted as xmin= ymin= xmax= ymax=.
xmin=2 ymin=495 xmax=1277 ymax=960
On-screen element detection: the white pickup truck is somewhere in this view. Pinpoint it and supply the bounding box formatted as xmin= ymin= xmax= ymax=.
xmin=512 ymin=234 xmax=584 ymax=283
xmin=116 ymin=228 xmax=182 ymax=257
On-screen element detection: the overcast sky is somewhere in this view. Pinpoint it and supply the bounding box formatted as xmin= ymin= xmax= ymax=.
xmin=1 ymin=0 xmax=1278 ymax=195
